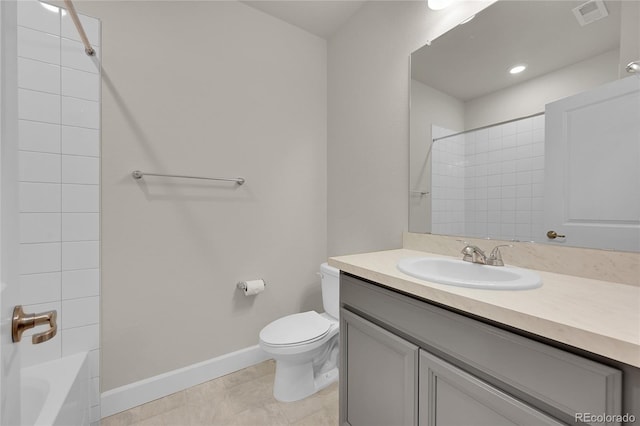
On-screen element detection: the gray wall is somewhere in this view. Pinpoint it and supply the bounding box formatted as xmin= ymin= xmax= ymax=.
xmin=327 ymin=0 xmax=491 ymax=256
xmin=76 ymin=1 xmax=327 ymax=391
xmin=70 ymin=0 xmax=496 ymax=392
xmin=327 ymin=1 xmax=425 ymax=257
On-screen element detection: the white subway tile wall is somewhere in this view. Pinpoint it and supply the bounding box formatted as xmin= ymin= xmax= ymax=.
xmin=431 ymin=126 xmax=465 ymax=236
xmin=17 ymin=1 xmax=101 ymax=422
xmin=19 ymin=120 xmax=61 ymax=153
xmin=431 ymin=116 xmax=545 ymax=242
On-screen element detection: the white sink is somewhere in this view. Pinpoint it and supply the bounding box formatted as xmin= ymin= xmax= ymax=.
xmin=397 ymin=257 xmax=542 ymax=290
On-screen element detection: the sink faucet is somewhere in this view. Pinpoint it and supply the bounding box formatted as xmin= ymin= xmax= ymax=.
xmin=461 ymin=244 xmax=488 ymax=264
xmin=461 ymin=243 xmax=512 ymax=266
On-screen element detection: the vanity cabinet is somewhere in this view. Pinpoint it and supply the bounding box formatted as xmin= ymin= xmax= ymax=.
xmin=341 ymin=309 xmax=418 ymax=426
xmin=339 ymin=273 xmax=625 ymax=426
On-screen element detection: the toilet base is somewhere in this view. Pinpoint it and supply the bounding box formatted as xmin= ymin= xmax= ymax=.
xmin=273 ymin=360 xmax=338 ymax=402
xmin=261 ymin=313 xmax=340 ymax=403
xmin=314 ymin=366 xmax=338 ymax=393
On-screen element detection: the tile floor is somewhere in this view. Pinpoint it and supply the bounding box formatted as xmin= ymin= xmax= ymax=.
xmin=100 ymin=360 xmax=339 ymax=426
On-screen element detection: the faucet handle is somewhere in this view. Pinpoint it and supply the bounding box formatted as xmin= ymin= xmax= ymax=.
xmin=456 ymin=240 xmax=471 ymax=261
xmin=460 ymin=243 xmax=489 ymax=264
xmin=32 ymin=311 xmax=57 ymax=344
xmin=487 ymin=244 xmax=513 ymax=266
xmin=12 ymin=306 xmax=58 ymax=344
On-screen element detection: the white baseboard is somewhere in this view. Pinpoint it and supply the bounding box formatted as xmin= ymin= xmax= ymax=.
xmin=100 ymin=345 xmax=270 ymax=418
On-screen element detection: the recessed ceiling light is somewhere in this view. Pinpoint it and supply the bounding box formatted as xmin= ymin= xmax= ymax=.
xmin=509 ymin=65 xmax=527 ymax=74
xmin=428 ymin=0 xmax=456 ymax=11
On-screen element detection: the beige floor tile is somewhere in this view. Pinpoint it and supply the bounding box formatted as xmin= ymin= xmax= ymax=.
xmin=184 ymin=379 xmax=226 ymax=407
xmin=276 ymin=391 xmax=331 ymax=424
xmin=291 ymin=405 xmax=338 ymax=426
xmin=161 ymin=406 xmax=192 ymax=426
xmin=317 ymin=381 xmax=338 ymax=398
xmin=103 ymin=360 xmax=340 ymax=426
xmin=100 ymin=410 xmax=137 ymax=426
xmin=319 ymin=383 xmax=339 ymax=410
xmin=221 ymin=360 xmax=276 ymax=389
xmin=224 ymin=374 xmax=277 ymax=416
xmin=228 ymin=402 xmax=289 ymax=426
xmin=130 ymin=412 xmax=165 ymax=426
xmin=185 ymin=404 xmax=218 ymax=426
xmin=128 ymin=397 xmax=171 ymax=423
xmin=191 ymin=394 xmax=241 ymax=426
xmin=164 ymin=391 xmax=187 ymax=412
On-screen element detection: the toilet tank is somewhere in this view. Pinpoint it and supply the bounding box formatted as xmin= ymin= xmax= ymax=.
xmin=320 ymin=263 xmax=340 ymax=319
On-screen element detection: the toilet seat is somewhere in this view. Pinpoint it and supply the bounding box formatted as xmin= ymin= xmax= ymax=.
xmin=260 ymin=311 xmax=331 ymax=347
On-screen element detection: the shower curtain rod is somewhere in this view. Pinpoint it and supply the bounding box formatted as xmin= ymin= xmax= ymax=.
xmin=62 ymin=0 xmax=95 ymax=56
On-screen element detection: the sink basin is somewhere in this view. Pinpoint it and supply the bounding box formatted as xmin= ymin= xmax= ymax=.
xmin=397 ymin=257 xmax=542 ymax=290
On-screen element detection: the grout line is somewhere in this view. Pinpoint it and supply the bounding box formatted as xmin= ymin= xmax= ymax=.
xmin=16 ymin=149 xmax=101 ymax=159
xmin=17 ymin=85 xmax=61 ymax=98
xmin=17 ymin=23 xmax=61 ymax=39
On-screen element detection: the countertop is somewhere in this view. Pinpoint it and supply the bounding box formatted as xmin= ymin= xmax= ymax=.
xmin=329 ymin=248 xmax=640 ymax=368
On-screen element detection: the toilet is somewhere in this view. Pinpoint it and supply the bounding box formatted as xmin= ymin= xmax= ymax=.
xmin=259 ymin=263 xmax=340 ymax=402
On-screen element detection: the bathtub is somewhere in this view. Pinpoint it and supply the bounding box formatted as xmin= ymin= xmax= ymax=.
xmin=21 ymin=352 xmax=90 ymax=426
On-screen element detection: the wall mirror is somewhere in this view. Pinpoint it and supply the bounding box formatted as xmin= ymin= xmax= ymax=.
xmin=409 ymin=0 xmax=640 ymax=252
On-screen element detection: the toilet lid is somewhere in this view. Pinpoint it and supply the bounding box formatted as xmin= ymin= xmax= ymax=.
xmin=260 ymin=311 xmax=331 ymax=346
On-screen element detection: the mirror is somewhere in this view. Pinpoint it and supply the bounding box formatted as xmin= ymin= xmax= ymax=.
xmin=409 ymin=0 xmax=640 ymax=252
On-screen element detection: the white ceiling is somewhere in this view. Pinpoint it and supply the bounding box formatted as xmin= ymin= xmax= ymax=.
xmin=242 ymin=0 xmax=367 ymax=39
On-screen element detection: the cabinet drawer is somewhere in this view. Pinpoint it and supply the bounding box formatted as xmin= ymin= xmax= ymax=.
xmin=420 ymin=350 xmax=564 ymax=426
xmin=341 ymin=274 xmax=622 ymax=424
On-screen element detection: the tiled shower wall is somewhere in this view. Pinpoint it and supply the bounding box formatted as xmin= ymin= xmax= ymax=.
xmin=432 ymin=115 xmax=545 ymax=242
xmin=17 ymin=0 xmax=101 ymax=422
xmin=431 ymin=126 xmax=465 ymax=236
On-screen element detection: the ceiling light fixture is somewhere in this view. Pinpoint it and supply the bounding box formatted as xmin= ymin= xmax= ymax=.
xmin=428 ymin=0 xmax=456 ymax=11
xmin=509 ymin=65 xmax=527 ymax=74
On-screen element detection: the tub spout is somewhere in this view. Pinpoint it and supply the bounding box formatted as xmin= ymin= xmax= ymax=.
xmin=12 ymin=306 xmax=58 ymax=344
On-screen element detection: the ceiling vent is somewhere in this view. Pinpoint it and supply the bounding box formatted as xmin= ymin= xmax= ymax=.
xmin=572 ymin=0 xmax=609 ymax=26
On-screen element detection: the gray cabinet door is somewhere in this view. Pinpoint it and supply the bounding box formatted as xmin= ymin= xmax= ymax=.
xmin=340 ymin=309 xmax=419 ymax=426
xmin=419 ymin=350 xmax=564 ymax=426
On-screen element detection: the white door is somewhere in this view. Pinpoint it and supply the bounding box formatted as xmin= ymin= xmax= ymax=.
xmin=0 ymin=1 xmax=22 ymax=424
xmin=544 ymin=75 xmax=640 ymax=252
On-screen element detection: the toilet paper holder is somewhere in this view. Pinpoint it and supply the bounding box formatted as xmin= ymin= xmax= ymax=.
xmin=237 ymin=279 xmax=267 ymax=291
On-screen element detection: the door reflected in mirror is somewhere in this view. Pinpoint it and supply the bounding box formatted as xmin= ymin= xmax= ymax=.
xmin=409 ymin=0 xmax=640 ymax=252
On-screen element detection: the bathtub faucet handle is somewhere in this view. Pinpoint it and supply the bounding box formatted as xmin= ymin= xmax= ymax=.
xmin=12 ymin=305 xmax=58 ymax=344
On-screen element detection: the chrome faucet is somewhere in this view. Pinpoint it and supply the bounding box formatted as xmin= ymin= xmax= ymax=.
xmin=461 ymin=243 xmax=512 ymax=266
xmin=461 ymin=244 xmax=488 ymax=264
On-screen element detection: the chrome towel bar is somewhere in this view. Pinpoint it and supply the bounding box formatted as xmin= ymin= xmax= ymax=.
xmin=131 ymin=170 xmax=245 ymax=185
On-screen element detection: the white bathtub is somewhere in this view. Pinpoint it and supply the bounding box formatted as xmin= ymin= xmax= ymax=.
xmin=21 ymin=352 xmax=90 ymax=426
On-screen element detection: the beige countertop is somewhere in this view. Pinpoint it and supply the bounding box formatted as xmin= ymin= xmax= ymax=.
xmin=329 ymin=248 xmax=640 ymax=368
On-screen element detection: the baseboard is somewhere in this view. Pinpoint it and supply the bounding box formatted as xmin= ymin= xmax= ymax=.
xmin=100 ymin=345 xmax=270 ymax=418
